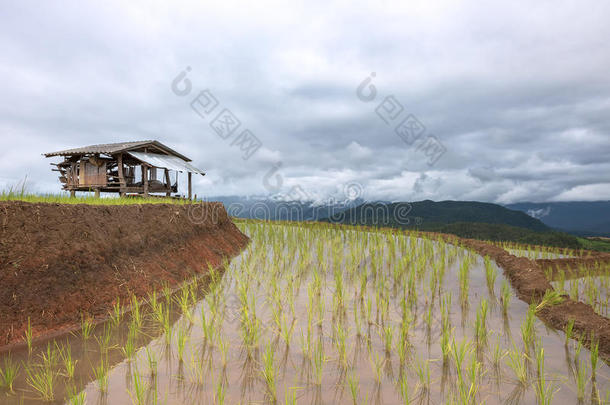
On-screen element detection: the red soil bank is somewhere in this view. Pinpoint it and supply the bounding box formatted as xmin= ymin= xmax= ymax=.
xmin=457 ymin=237 xmax=610 ymax=362
xmin=0 ymin=201 xmax=248 ymax=348
xmin=537 ymin=255 xmax=610 ymax=279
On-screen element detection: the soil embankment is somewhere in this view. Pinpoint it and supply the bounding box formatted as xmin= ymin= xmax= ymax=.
xmin=457 ymin=237 xmax=610 ymax=362
xmin=0 ymin=201 xmax=248 ymax=348
xmin=537 ymin=255 xmax=610 ymax=280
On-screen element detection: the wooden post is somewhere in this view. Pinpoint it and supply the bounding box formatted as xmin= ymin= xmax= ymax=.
xmin=70 ymin=189 xmax=76 ymax=198
xmin=188 ymin=172 xmax=192 ymax=200
xmin=164 ymin=169 xmax=171 ymax=197
xmin=94 ymin=188 xmax=100 ymax=198
xmin=70 ymin=162 xmax=77 ymax=187
xmin=117 ymin=153 xmax=126 ymax=197
xmin=143 ymin=164 xmax=149 ymax=197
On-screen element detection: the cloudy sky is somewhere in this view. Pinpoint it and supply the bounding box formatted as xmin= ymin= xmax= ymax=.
xmin=1 ymin=1 xmax=609 ymax=203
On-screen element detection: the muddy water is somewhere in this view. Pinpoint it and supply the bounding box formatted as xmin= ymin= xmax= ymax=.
xmin=1 ymin=222 xmax=609 ymax=404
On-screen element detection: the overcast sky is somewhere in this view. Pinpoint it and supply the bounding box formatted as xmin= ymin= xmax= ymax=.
xmin=1 ymin=1 xmax=609 ymax=203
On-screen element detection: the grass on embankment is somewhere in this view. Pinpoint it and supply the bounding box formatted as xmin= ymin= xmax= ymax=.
xmin=578 ymin=237 xmax=610 ymax=253
xmin=0 ymin=192 xmax=190 ymax=205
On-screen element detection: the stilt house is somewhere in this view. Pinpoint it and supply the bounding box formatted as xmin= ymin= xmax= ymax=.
xmin=44 ymin=140 xmax=205 ymax=198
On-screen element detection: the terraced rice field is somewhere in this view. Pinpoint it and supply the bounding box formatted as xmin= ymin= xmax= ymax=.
xmin=1 ymin=221 xmax=608 ymax=404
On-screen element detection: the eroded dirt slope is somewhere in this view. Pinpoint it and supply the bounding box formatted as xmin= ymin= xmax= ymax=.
xmin=0 ymin=201 xmax=248 ymax=347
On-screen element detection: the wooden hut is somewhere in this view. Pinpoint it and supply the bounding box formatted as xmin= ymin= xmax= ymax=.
xmin=44 ymin=140 xmax=205 ymax=198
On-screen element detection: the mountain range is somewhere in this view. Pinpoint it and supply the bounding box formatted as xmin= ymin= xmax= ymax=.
xmin=506 ymin=201 xmax=610 ymax=236
xmin=209 ymin=196 xmax=609 ymax=237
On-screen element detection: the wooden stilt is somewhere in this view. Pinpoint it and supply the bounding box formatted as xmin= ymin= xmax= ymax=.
xmin=165 ymin=169 xmax=171 ymax=197
xmin=188 ymin=172 xmax=192 ymax=200
xmin=117 ymin=153 xmax=126 ymax=197
xmin=143 ymin=164 xmax=149 ymax=197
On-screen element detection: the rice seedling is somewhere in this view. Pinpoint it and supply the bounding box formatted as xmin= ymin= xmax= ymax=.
xmin=146 ymin=347 xmax=158 ymax=377
xmin=128 ymin=365 xmax=148 ymax=405
xmin=0 ymin=355 xmax=20 ymax=392
xmin=131 ymin=294 xmax=143 ymax=328
xmin=284 ymin=387 xmax=299 ymax=405
xmin=521 ymin=304 xmax=536 ymax=348
xmin=458 ymin=259 xmax=471 ymax=305
xmin=186 ymin=352 xmax=206 ymax=386
xmin=369 ymin=350 xmax=385 ymax=384
xmin=347 ymin=369 xmax=360 ymax=404
xmin=335 ymin=322 xmax=349 ymax=368
xmin=175 ymin=286 xmax=194 ymax=323
xmin=176 ymin=323 xmax=189 ymax=362
xmin=313 ymin=340 xmax=325 ymax=385
xmin=399 ymin=371 xmax=411 ymax=405
xmin=25 ymin=316 xmax=33 ymax=354
xmin=57 ymin=342 xmax=77 ymax=379
xmin=474 ymin=299 xmax=489 ymax=345
xmin=148 ymin=290 xmax=159 ymax=313
xmin=382 ymin=325 xmax=393 ymax=355
xmin=110 ymin=298 xmax=122 ymax=326
xmin=260 ymin=343 xmax=277 ymax=400
xmin=215 ymin=376 xmax=226 ymax=405
xmin=80 ymin=314 xmax=94 ymax=340
xmin=565 ymin=319 xmax=575 ymax=345
xmin=67 ymin=386 xmax=87 ymax=405
xmin=217 ymin=333 xmax=230 ymax=368
xmin=490 ymin=337 xmax=505 ymax=368
xmin=122 ymin=324 xmax=137 ymax=359
xmin=575 ymin=336 xmax=584 ymax=361
xmin=501 ymin=280 xmax=511 ymax=314
xmin=280 ymin=314 xmax=296 ymax=346
xmin=575 ymin=359 xmax=587 ymax=401
xmin=25 ymin=359 xmax=56 ymax=401
xmin=506 ymin=343 xmax=528 ymax=385
xmin=484 ymin=256 xmax=497 ymax=295
xmin=534 ymin=344 xmax=556 ymax=405
xmin=440 ymin=324 xmax=452 ymax=360
xmin=414 ymin=356 xmax=430 ymax=393
xmin=535 ymin=290 xmax=564 ymax=312
xmin=590 ymin=338 xmax=599 ymax=377
xmin=154 ymin=302 xmax=172 ymax=344
xmin=95 ymin=323 xmax=113 ymax=355
xmin=451 ymin=338 xmax=474 ymax=402
xmin=93 ymin=356 xmax=109 ymax=393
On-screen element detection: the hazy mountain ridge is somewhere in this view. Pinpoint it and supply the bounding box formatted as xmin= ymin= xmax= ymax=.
xmin=506 ymin=201 xmax=610 ymax=236
xmin=323 ymin=200 xmax=549 ymax=231
xmin=209 ymin=195 xmax=368 ymax=221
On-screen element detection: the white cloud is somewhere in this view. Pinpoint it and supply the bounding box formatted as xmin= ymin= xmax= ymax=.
xmin=0 ymin=0 xmax=609 ymax=202
xmin=552 ymin=184 xmax=610 ymax=202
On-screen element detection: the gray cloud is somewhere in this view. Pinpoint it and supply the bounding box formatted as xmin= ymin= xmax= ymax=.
xmin=1 ymin=0 xmax=609 ymax=203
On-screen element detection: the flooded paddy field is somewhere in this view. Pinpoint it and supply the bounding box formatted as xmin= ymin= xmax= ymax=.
xmin=1 ymin=221 xmax=608 ymax=404
xmin=550 ymin=274 xmax=610 ymax=318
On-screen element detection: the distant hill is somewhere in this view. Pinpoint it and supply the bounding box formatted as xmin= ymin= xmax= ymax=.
xmin=320 ymin=200 xmax=590 ymax=248
xmin=212 ymin=196 xmax=609 ymax=250
xmin=506 ymin=201 xmax=610 ymax=236
xmin=323 ymin=200 xmax=550 ymax=232
xmin=208 ymin=195 xmax=365 ymax=221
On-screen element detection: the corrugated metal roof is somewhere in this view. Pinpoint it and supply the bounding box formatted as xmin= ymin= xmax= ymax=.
xmin=43 ymin=140 xmax=191 ymax=161
xmin=127 ymin=151 xmax=205 ymax=175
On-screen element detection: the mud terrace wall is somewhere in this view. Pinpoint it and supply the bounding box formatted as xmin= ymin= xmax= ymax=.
xmin=0 ymin=201 xmax=249 ymax=348
xmin=456 ymin=237 xmax=610 ymax=362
